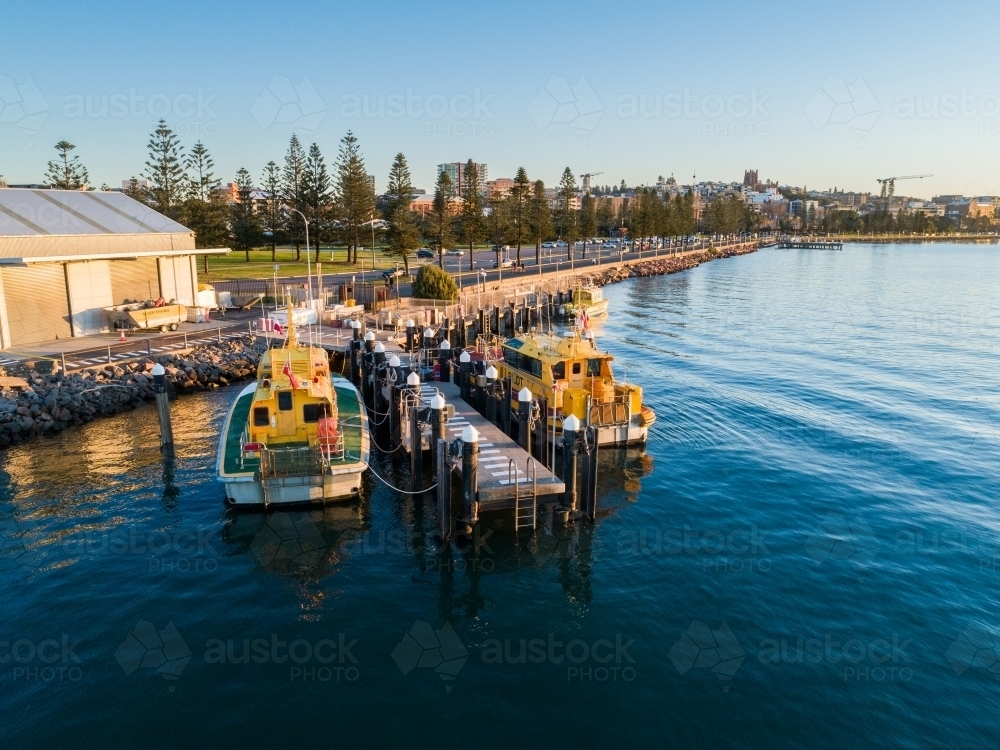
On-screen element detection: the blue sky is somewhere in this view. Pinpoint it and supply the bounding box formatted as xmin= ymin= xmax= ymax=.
xmin=2 ymin=0 xmax=998 ymax=198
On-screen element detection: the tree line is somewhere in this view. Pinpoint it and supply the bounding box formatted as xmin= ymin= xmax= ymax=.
xmin=34 ymin=127 xmax=761 ymax=274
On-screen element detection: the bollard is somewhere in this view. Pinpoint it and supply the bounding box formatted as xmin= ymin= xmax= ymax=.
xmin=351 ymin=319 xmax=362 ymax=342
xmin=218 ymin=326 xmax=222 ymax=343
xmin=373 ymin=341 xmax=386 ymax=414
xmin=146 ymin=339 xmax=152 ymax=355
xmin=557 ymin=413 xmax=580 ymax=523
xmin=152 ymin=363 xmax=174 ymax=448
xmin=407 ymin=371 xmax=421 ymax=489
xmin=405 ymin=319 xmax=416 ymax=352
xmin=388 ymin=354 xmax=402 ymax=446
xmin=348 ymin=339 xmax=360 ymax=388
xmin=364 ymin=330 xmax=376 ymax=354
xmin=584 ymin=425 xmax=599 ymax=521
xmin=423 ymin=329 xmax=434 ymax=367
xmin=517 ymin=387 xmax=532 ymax=456
xmin=437 ymin=438 xmax=452 ymax=542
xmin=61 ymin=352 xmax=67 ymax=374
xmin=461 ymin=425 xmax=479 ymax=530
xmin=439 ymin=339 xmax=452 ymax=382
xmin=430 ymin=393 xmax=447 ymax=466
xmin=535 ymin=395 xmax=548 ymax=468
xmin=501 ymin=376 xmax=512 ymax=436
xmin=459 ymin=350 xmax=471 ymax=397
xmin=107 ymin=344 xmax=112 ymax=365
xmin=485 ymin=365 xmax=498 ymax=424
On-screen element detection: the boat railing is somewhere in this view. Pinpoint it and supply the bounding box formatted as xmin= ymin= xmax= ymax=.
xmin=589 ymin=397 xmax=630 ymax=427
xmin=315 ymin=433 xmax=345 ymax=463
xmin=258 ymin=444 xmax=325 ymax=479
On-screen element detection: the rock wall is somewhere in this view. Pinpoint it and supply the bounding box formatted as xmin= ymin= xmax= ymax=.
xmin=587 ymin=245 xmax=759 ymax=288
xmin=0 ymin=337 xmax=262 ymax=447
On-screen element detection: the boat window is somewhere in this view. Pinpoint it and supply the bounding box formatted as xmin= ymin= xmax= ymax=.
xmin=572 ymin=362 xmax=582 ymax=375
xmin=303 ymin=404 xmax=322 ymax=423
xmin=253 ymin=407 xmax=270 ymax=426
xmin=587 ymin=358 xmax=603 ymax=377
xmin=552 ymin=362 xmax=565 ymax=380
xmin=277 ymin=391 xmax=293 ymax=411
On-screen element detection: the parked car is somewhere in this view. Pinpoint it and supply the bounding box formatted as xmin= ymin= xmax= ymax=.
xmin=602 ymin=241 xmax=617 ymax=249
xmin=541 ymin=241 xmax=555 ymax=248
xmin=446 ymin=248 xmax=465 ymax=256
xmin=382 ymin=268 xmax=404 ymax=279
xmin=416 ymin=249 xmax=434 ymax=259
xmin=554 ymin=241 xmax=568 ymax=248
xmin=494 ymin=257 xmax=515 ymax=269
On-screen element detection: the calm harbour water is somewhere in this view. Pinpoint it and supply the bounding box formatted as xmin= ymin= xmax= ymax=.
xmin=2 ymin=243 xmax=1000 ymax=748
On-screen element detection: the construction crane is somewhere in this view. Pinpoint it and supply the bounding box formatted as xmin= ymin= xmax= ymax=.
xmin=580 ymin=172 xmax=604 ymax=194
xmin=877 ymin=174 xmax=933 ymax=198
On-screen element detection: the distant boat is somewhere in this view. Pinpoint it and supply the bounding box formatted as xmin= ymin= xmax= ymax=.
xmin=560 ymin=283 xmax=609 ymax=321
xmin=217 ymin=305 xmax=369 ymax=506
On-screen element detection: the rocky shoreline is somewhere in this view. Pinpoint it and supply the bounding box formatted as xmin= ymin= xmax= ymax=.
xmin=586 ymin=244 xmax=759 ymax=287
xmin=0 ymin=337 xmax=262 ymax=447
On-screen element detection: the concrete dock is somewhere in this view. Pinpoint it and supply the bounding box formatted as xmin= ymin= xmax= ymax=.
xmin=417 ymin=380 xmax=564 ymax=510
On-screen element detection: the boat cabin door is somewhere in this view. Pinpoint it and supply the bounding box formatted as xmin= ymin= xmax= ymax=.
xmin=275 ymin=390 xmax=298 ymax=437
xmin=568 ymin=360 xmax=585 ymax=389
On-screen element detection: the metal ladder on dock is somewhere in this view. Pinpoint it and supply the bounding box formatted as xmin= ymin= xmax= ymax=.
xmin=513 ymin=458 xmax=538 ymax=531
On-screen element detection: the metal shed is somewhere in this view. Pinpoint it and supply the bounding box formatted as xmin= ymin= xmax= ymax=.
xmin=0 ymin=188 xmax=228 ymax=347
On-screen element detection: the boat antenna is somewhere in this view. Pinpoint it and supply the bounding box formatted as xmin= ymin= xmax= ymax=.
xmin=285 ymin=301 xmax=297 ymax=348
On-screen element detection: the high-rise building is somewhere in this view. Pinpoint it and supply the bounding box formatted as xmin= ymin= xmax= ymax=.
xmin=437 ymin=162 xmax=488 ymax=197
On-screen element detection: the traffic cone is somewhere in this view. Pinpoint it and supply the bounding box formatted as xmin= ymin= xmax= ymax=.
xmin=119 ymin=328 xmax=127 ymax=342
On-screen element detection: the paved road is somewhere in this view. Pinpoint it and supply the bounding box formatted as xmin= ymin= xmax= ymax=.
xmin=272 ymin=240 xmax=723 ymax=293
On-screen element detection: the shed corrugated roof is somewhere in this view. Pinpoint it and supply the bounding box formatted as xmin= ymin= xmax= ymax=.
xmin=0 ymin=189 xmax=190 ymax=237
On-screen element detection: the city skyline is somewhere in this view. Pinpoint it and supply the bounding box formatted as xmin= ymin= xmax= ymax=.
xmin=2 ymin=0 xmax=999 ymax=198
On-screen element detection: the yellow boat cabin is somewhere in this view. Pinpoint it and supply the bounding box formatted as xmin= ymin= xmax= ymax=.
xmin=497 ymin=329 xmax=654 ymax=446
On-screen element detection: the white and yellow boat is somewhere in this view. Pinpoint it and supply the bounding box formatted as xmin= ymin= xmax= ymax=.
xmin=217 ymin=307 xmax=369 ymax=506
xmin=497 ymin=328 xmax=654 ymax=446
xmin=560 ymin=284 xmax=609 ymax=322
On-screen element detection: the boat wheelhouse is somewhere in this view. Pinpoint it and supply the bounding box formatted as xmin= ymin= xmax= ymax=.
xmin=497 ymin=329 xmax=654 ymax=446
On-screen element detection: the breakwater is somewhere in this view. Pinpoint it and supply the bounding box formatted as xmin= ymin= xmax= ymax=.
xmin=0 ymin=337 xmax=261 ymax=446
xmin=586 ymin=243 xmax=759 ymax=288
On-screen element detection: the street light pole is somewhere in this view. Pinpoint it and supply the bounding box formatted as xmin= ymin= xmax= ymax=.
xmin=287 ymin=206 xmax=312 ymax=308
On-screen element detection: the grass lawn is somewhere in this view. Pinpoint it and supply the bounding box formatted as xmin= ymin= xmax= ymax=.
xmin=200 ymin=245 xmax=403 ymax=281
xmin=200 ymin=244 xmax=496 ymax=281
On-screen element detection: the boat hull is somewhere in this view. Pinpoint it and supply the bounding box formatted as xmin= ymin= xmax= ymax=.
xmin=216 ymin=377 xmax=369 ymax=507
